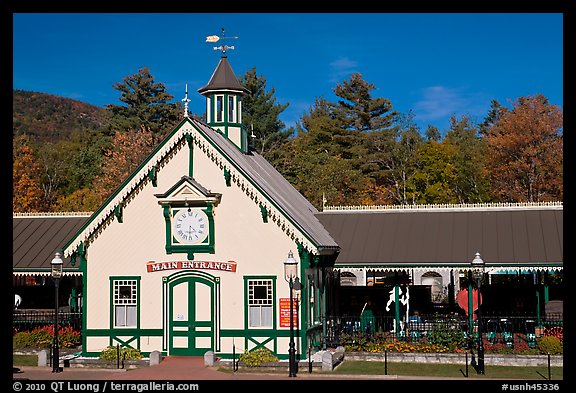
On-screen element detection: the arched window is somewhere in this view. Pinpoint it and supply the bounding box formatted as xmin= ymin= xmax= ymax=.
xmin=340 ymin=271 xmax=357 ymax=286
xmin=421 ymin=272 xmax=443 ymax=302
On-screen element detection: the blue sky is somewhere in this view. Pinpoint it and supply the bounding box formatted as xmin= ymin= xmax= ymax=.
xmin=12 ymin=13 xmax=563 ymax=133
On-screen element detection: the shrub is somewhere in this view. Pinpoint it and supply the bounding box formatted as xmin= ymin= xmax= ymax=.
xmin=543 ymin=326 xmax=563 ymax=343
xmin=13 ymin=332 xmax=35 ymax=349
xmin=12 ymin=326 xmax=81 ymax=349
xmin=537 ymin=336 xmax=563 ymax=355
xmin=425 ymin=321 xmax=467 ymax=351
xmin=99 ymin=346 xmax=143 ymax=361
xmin=239 ymin=347 xmax=279 ymax=367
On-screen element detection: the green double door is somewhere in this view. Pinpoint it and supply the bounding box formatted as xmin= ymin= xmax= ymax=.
xmin=168 ymin=277 xmax=215 ymax=355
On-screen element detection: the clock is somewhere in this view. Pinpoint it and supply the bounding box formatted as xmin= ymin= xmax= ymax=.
xmin=172 ymin=208 xmax=209 ymax=245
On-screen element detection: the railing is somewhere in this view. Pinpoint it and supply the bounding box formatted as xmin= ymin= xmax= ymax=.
xmin=324 ymin=312 xmax=563 ymax=348
xmin=13 ymin=310 xmax=82 ymax=332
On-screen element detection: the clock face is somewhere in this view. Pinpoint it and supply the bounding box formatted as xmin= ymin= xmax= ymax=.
xmin=172 ymin=208 xmax=209 ymax=244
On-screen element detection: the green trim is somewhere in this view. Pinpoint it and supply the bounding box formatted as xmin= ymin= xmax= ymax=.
xmin=243 ymin=276 xmax=282 ymax=352
xmin=223 ymin=168 xmax=231 ymax=187
xmin=147 ymin=166 xmax=157 ymax=187
xmin=114 ymin=204 xmax=123 ymax=223
xmin=259 ymin=204 xmax=268 ymax=223
xmin=109 ymin=276 xmax=141 ymax=331
xmin=63 ymin=118 xmax=191 ymax=253
xmin=164 ymin=270 xmax=220 ymax=355
xmin=165 ymin=204 xmax=215 ymax=256
xmin=186 ymin=133 xmax=194 ymax=177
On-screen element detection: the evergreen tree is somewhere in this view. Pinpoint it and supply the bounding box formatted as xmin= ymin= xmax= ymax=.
xmin=106 ymin=67 xmax=181 ymax=138
xmin=239 ymin=67 xmax=291 ymax=158
xmin=331 ymin=72 xmax=396 ymax=132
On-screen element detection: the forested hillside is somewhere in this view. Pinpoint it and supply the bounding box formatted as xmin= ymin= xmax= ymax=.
xmin=13 ymin=90 xmax=111 ymax=143
xmin=12 ymin=67 xmax=563 ymax=214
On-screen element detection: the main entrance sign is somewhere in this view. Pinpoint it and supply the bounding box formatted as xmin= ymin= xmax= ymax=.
xmin=147 ymin=260 xmax=237 ymax=273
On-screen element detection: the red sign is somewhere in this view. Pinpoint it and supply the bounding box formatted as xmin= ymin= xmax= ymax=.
xmin=457 ymin=289 xmax=482 ymax=319
xmin=279 ymin=298 xmax=298 ymax=328
xmin=146 ymin=260 xmax=237 ymax=273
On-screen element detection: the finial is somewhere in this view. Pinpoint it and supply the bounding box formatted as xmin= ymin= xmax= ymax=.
xmin=182 ymin=83 xmax=190 ymax=118
xmin=206 ymin=27 xmax=238 ymax=54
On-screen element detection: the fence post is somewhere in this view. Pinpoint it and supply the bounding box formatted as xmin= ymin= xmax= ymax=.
xmin=308 ymin=346 xmax=312 ymax=373
xmin=465 ymin=351 xmax=468 ymax=377
xmin=116 ymin=344 xmax=120 ymax=369
xmin=547 ymin=352 xmax=551 ymax=380
xmin=384 ymin=348 xmax=387 ymax=375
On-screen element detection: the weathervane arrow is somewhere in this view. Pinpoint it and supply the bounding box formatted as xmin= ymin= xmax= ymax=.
xmin=206 ymin=27 xmax=238 ymax=54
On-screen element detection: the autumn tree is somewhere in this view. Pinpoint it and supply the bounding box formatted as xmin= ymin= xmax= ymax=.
xmin=239 ymin=67 xmax=292 ymax=158
xmin=13 ymin=135 xmax=44 ymax=212
xmin=106 ymin=67 xmax=181 ymax=139
xmin=484 ymin=94 xmax=563 ymax=202
xmin=92 ymin=126 xmax=155 ymax=204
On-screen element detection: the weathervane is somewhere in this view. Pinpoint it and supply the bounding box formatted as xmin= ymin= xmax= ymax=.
xmin=206 ymin=27 xmax=238 ymax=54
xmin=182 ymin=83 xmax=190 ymax=118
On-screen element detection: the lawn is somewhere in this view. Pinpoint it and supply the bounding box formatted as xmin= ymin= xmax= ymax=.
xmin=332 ymin=360 xmax=563 ymax=380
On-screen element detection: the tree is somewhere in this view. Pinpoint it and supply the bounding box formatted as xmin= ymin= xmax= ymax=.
xmin=106 ymin=67 xmax=181 ymax=138
xmin=239 ymin=67 xmax=292 ymax=159
xmin=92 ymin=126 xmax=155 ymax=203
xmin=411 ymin=140 xmax=459 ymax=204
xmin=443 ymin=115 xmax=490 ymax=203
xmin=13 ymin=135 xmax=44 ymax=212
xmin=331 ymin=72 xmax=396 ymax=133
xmin=485 ymin=94 xmax=563 ymax=202
xmin=274 ymin=98 xmax=373 ymax=208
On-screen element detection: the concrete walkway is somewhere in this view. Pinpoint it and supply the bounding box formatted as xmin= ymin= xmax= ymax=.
xmin=12 ymin=356 xmax=466 ymax=381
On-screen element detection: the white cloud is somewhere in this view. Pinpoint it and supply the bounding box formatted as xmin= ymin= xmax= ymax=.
xmin=413 ymin=86 xmax=488 ymax=123
xmin=328 ymin=57 xmax=358 ymax=83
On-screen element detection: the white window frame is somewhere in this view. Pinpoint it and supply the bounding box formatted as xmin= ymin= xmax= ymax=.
xmin=247 ymin=279 xmax=273 ymax=328
xmin=113 ymin=279 xmax=138 ymax=328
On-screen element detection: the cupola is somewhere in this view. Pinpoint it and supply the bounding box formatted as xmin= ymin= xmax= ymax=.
xmin=198 ymin=55 xmax=249 ymax=153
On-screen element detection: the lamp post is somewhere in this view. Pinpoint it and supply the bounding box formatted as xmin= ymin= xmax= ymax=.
xmin=51 ymin=252 xmax=63 ymax=373
xmin=284 ymin=251 xmax=298 ymax=377
xmin=471 ymin=252 xmax=485 ymax=375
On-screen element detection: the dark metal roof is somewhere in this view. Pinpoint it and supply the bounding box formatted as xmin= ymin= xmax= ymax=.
xmin=197 ymin=56 xmax=248 ymax=95
xmin=316 ymin=205 xmax=563 ymax=268
xmin=190 ymin=118 xmax=340 ymax=252
xmin=13 ymin=214 xmax=89 ymax=273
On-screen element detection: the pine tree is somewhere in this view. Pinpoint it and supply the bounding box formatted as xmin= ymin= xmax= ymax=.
xmin=331 ymin=72 xmax=396 ymax=132
xmin=106 ymin=67 xmax=181 ymax=138
xmin=239 ymin=67 xmax=291 ymax=158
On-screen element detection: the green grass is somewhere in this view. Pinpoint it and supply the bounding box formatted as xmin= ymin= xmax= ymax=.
xmin=333 ymin=361 xmax=563 ymax=380
xmin=217 ymin=360 xmax=562 ymax=380
xmin=13 ymin=355 xmax=37 ymax=367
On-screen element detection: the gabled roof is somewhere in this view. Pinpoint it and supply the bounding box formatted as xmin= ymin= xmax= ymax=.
xmin=316 ymin=203 xmax=563 ymax=271
xmin=191 ymin=118 xmax=339 ymax=252
xmin=62 ymin=117 xmax=339 ymax=257
xmin=197 ymin=56 xmax=248 ymax=95
xmin=13 ymin=213 xmax=88 ymax=274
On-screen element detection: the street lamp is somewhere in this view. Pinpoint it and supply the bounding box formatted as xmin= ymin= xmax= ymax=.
xmin=51 ymin=252 xmax=63 ymax=373
xmin=283 ymin=250 xmax=298 ymax=377
xmin=471 ymin=252 xmax=485 ymax=375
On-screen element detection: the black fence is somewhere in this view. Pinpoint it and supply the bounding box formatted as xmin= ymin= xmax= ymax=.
xmin=13 ymin=310 xmax=82 ymax=332
xmin=324 ymin=312 xmax=563 ymax=348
